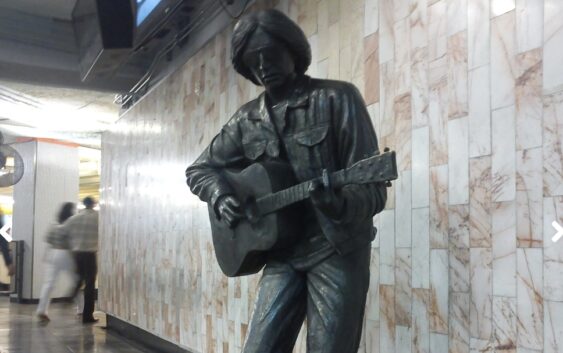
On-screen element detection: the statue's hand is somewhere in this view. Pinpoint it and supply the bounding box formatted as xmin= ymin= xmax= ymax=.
xmin=309 ymin=180 xmax=345 ymax=220
xmin=216 ymin=195 xmax=244 ymax=228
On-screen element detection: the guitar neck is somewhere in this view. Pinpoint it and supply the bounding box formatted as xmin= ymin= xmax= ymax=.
xmin=255 ymin=170 xmax=347 ymax=216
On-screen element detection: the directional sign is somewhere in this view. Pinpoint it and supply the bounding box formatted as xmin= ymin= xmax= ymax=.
xmin=0 ymin=221 xmax=11 ymax=242
xmin=552 ymin=221 xmax=563 ymax=243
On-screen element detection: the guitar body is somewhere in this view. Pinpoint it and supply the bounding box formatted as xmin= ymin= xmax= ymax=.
xmin=208 ymin=162 xmax=302 ymax=277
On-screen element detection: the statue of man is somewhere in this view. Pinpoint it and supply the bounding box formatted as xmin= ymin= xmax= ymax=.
xmin=186 ymin=9 xmax=387 ymax=353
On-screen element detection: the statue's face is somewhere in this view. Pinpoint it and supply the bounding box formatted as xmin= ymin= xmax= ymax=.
xmin=242 ymin=28 xmax=295 ymax=90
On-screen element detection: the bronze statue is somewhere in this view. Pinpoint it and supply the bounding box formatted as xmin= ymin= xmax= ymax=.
xmin=186 ymin=9 xmax=394 ymax=353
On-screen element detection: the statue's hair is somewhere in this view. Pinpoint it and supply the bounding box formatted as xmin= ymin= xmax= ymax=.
xmin=231 ymin=9 xmax=311 ymax=85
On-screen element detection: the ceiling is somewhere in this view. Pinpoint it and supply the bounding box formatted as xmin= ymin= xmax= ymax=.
xmin=0 ymin=0 xmax=77 ymax=20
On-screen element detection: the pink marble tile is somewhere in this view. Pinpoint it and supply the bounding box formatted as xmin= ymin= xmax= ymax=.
xmin=492 ymin=105 xmax=516 ymax=202
xmin=412 ymin=288 xmax=430 ymax=353
xmin=515 ymin=48 xmax=543 ymax=151
xmin=395 ymin=249 xmax=412 ymax=327
xmin=410 ymin=0 xmax=428 ymax=50
xmin=411 ymin=47 xmax=429 ymax=128
xmin=364 ymin=0 xmax=379 ymax=37
xmin=492 ymin=296 xmax=517 ymax=352
xmin=516 ymin=248 xmax=543 ymax=350
xmin=543 ymin=0 xmax=563 ymax=93
xmin=366 ymin=249 xmax=380 ymax=321
xmin=380 ymin=284 xmax=396 ymax=352
xmin=428 ymin=60 xmax=449 ymax=166
xmin=447 ymin=31 xmax=468 ymax=120
xmin=380 ymin=209 xmax=396 ymax=285
xmin=447 ymin=0 xmax=468 ymax=36
xmin=412 ymin=208 xmax=430 ymax=289
xmin=542 ymin=92 xmax=563 ymax=197
xmin=470 ymin=248 xmax=493 ymax=341
xmin=543 ymin=196 xmax=563 ymax=301
xmin=395 ymin=18 xmax=411 ymax=95
xmin=449 ymin=292 xmax=470 ymax=353
xmin=515 ymin=0 xmax=543 ymax=53
xmin=448 ymin=117 xmax=470 ymax=205
xmin=428 ymin=0 xmax=447 ymax=62
xmin=516 ymin=148 xmax=543 ymax=247
xmin=379 ymin=0 xmax=395 ymax=63
xmin=470 ymin=156 xmax=493 ymax=247
xmin=491 ymin=11 xmax=517 ymax=110
xmin=412 ymin=127 xmax=430 ymax=208
xmin=544 ymin=300 xmax=563 ymax=353
xmin=468 ymin=65 xmax=492 ymax=158
xmin=492 ymin=201 xmax=517 ymax=297
xmin=394 ymin=93 xmax=412 ymax=172
xmin=430 ymin=165 xmax=449 ymax=249
xmin=430 ymin=249 xmax=449 ymax=334
xmin=468 ymin=0 xmax=490 ymax=70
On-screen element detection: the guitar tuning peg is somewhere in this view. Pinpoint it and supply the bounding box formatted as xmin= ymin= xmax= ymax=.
xmin=385 ymin=180 xmax=392 ymax=187
xmin=384 ymin=147 xmax=390 ymax=153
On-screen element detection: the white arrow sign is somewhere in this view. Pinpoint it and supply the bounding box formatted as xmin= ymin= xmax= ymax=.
xmin=552 ymin=221 xmax=563 ymax=243
xmin=0 ymin=221 xmax=11 ymax=242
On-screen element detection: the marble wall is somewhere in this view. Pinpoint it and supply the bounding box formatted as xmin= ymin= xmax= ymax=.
xmin=99 ymin=0 xmax=563 ymax=352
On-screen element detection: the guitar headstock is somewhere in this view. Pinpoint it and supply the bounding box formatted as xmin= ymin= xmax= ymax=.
xmin=336 ymin=148 xmax=398 ymax=186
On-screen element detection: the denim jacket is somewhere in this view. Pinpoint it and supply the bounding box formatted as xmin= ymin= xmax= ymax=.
xmin=186 ymin=76 xmax=387 ymax=255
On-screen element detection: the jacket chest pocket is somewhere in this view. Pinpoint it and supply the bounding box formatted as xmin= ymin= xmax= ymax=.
xmin=287 ymin=124 xmax=331 ymax=173
xmin=242 ymin=138 xmax=280 ymax=160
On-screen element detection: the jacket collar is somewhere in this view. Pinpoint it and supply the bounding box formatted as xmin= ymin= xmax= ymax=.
xmin=249 ymin=75 xmax=310 ymax=122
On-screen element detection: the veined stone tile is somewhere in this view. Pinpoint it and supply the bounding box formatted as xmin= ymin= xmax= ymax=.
xmin=515 ymin=0 xmax=543 ymax=53
xmin=430 ymin=249 xmax=449 ymax=334
xmin=469 ymin=156 xmax=493 ymax=247
xmin=428 ymin=66 xmax=449 ymax=166
xmin=412 ymin=207 xmax=430 ymax=289
xmin=447 ymin=0 xmax=468 ymax=36
xmin=380 ymin=209 xmax=396 ymax=285
xmin=516 ymin=248 xmax=543 ymax=350
xmin=396 ymin=170 xmax=412 ymax=247
xmin=412 ymin=288 xmax=430 ymax=353
xmin=380 ymin=60 xmax=396 ymax=150
xmin=470 ymin=338 xmax=493 ymax=353
xmin=468 ymin=65 xmax=491 ymax=158
xmin=316 ymin=1 xmax=329 ymax=61
xmin=395 ymin=18 xmax=411 ymax=95
xmin=492 ymin=0 xmax=516 ymax=17
xmin=366 ymin=249 xmax=380 ymax=321
xmin=364 ymin=33 xmax=380 ymax=105
xmin=492 ymin=105 xmax=516 ymax=202
xmin=470 ymin=248 xmax=493 ymax=341
xmin=543 ymin=197 xmax=563 ymax=301
xmin=448 ymin=205 xmax=470 ymax=292
xmin=364 ymin=319 xmax=380 ymax=353
xmin=411 ymin=47 xmax=429 ymax=129
xmin=544 ymin=300 xmax=563 ymax=353
xmin=468 ymin=0 xmax=490 ymax=70
xmin=317 ymin=58 xmax=328 ymax=80
xmin=393 ymin=0 xmax=409 ymax=22
xmin=448 ymin=116 xmax=470 ymax=205
xmin=450 ymin=292 xmax=470 ymax=353
xmin=447 ymin=31 xmax=468 ymax=120
xmin=516 ymin=148 xmax=543 ymax=247
xmin=492 ymin=296 xmax=517 ymax=352
xmin=394 ymin=93 xmax=412 ymax=172
xmin=491 ymin=11 xmax=517 ymax=110
xmin=430 ymin=165 xmax=449 ymax=248
xmin=327 ymin=22 xmax=340 ymax=80
xmin=395 ymin=249 xmax=412 ymax=327
xmin=428 ymin=0 xmax=447 ymax=62
xmin=308 ymin=34 xmax=319 ymax=78
xmin=410 ymin=0 xmax=428 ymax=50
xmin=515 ymin=49 xmax=543 ymax=151
xmin=543 ymin=0 xmax=563 ymax=93
xmin=379 ymin=0 xmax=395 ymax=63
xmin=396 ymin=326 xmax=412 ymax=353
xmin=364 ymin=0 xmax=379 ymax=37
xmin=380 ymin=284 xmax=396 ymax=352
xmin=431 ymin=333 xmax=449 ymax=353
xmin=412 ymin=126 xmax=430 ymax=208
xmin=543 ymin=92 xmax=563 ymax=197
xmin=493 ymin=201 xmax=517 ymax=297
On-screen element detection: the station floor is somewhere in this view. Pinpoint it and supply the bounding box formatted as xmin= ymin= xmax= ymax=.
xmin=0 ymin=296 xmax=149 ymax=353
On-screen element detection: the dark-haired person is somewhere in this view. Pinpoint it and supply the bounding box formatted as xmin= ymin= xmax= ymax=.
xmin=36 ymin=202 xmax=80 ymax=322
xmin=186 ymin=9 xmax=387 ymax=353
xmin=61 ymin=196 xmax=99 ymax=324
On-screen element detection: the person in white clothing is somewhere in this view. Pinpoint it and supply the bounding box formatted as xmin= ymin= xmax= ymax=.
xmin=36 ymin=202 xmax=82 ymax=322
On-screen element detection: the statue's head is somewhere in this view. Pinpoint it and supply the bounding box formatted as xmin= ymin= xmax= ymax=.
xmin=231 ymin=9 xmax=311 ymax=89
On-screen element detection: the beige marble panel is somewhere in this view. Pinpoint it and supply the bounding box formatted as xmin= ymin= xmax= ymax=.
xmin=430 ymin=249 xmax=449 ymax=334
xmin=543 ymin=0 xmax=563 ymax=93
xmin=410 ymin=0 xmax=427 ymax=50
xmin=448 ymin=117 xmax=470 ymax=205
xmin=468 ymin=0 xmax=490 ymax=70
xmin=516 ymin=48 xmax=543 ymax=151
xmin=394 ymin=93 xmax=412 ymax=172
xmin=515 ymin=0 xmax=543 ymax=53
xmin=395 ymin=249 xmax=412 ymax=327
xmin=468 ymin=65 xmax=492 ymax=158
xmin=544 ymin=300 xmax=563 ymax=353
xmin=379 ymin=0 xmax=394 ymax=63
xmin=411 ymin=47 xmax=429 ymax=129
xmin=516 ymin=248 xmax=543 ymax=350
xmin=542 ymin=92 xmax=563 ymax=197
xmin=491 ymin=10 xmax=517 ymax=110
xmin=493 ymin=201 xmax=517 ymax=297
xmin=447 ymin=0 xmax=467 ymax=36
xmin=430 ymin=333 xmax=449 ymax=352
xmin=447 ymin=31 xmax=468 ymax=120
xmin=380 ymin=284 xmax=396 ymax=352
xmin=469 ymin=156 xmax=493 ymax=248
xmin=430 ymin=165 xmax=449 ymax=249
xmin=470 ymin=248 xmax=493 ymax=341
xmin=492 ymin=296 xmax=518 ymax=352
xmin=412 ymin=127 xmax=430 ymax=208
xmin=428 ymin=0 xmax=447 ymax=62
xmin=394 ymin=18 xmax=411 ymax=95
xmin=395 ymin=170 xmax=412 ymax=248
xmin=380 ymin=209 xmax=396 ymax=285
xmin=492 ymin=105 xmax=517 ymax=202
xmin=412 ymin=288 xmax=430 ymax=353
xmin=543 ymin=196 xmax=563 ymax=302
xmin=396 ymin=325 xmax=411 ymax=353
xmin=450 ymin=292 xmax=470 ymax=353
xmin=412 ymin=207 xmax=430 ymax=289
xmin=516 ymin=148 xmax=543 ymax=247
xmin=449 ymin=205 xmax=470 ymax=293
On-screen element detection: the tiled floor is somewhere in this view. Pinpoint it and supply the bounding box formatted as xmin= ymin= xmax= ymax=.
xmin=0 ymin=296 xmax=149 ymax=353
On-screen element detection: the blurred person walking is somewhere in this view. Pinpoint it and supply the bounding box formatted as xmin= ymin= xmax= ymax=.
xmin=36 ymin=202 xmax=81 ymax=323
xmin=62 ymin=197 xmax=99 ymax=324
xmin=0 ymin=213 xmax=14 ymax=283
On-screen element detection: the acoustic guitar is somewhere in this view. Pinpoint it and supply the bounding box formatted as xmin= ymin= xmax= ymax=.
xmin=208 ymin=149 xmax=398 ymax=277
